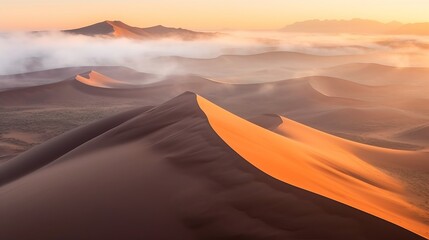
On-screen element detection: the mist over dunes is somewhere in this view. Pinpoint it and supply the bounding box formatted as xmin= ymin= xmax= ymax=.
xmin=3 ymin=20 xmax=429 ymax=76
xmin=1 ymin=17 xmax=429 ymax=240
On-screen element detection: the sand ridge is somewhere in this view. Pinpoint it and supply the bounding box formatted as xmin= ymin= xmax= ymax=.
xmin=0 ymin=93 xmax=425 ymax=239
xmin=75 ymin=70 xmax=135 ymax=88
xmin=197 ymin=95 xmax=429 ymax=238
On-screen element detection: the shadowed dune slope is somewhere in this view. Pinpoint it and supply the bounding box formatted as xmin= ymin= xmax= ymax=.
xmin=0 ymin=72 xmax=426 ymax=149
xmin=0 ymin=106 xmax=152 ymax=186
xmin=0 ymin=93 xmax=425 ymax=240
xmin=153 ymin=51 xmax=381 ymax=75
xmin=320 ymin=63 xmax=429 ymax=86
xmin=0 ymin=66 xmax=148 ymax=90
xmin=395 ymin=124 xmax=429 ymax=145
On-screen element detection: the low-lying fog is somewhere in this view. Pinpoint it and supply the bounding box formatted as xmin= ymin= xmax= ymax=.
xmin=1 ymin=30 xmax=429 ymax=76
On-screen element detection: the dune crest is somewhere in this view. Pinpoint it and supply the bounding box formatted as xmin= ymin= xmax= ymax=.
xmin=75 ymin=71 xmax=132 ymax=88
xmin=0 ymin=93 xmax=425 ymax=239
xmin=197 ymin=95 xmax=429 ymax=238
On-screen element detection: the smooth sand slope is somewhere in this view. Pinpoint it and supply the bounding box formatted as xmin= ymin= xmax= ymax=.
xmin=149 ymin=50 xmax=427 ymax=79
xmin=0 ymin=66 xmax=154 ymax=90
xmin=151 ymin=51 xmax=383 ymax=77
xmin=76 ymin=71 xmax=139 ymax=88
xmin=0 ymin=93 xmax=425 ymax=240
xmin=198 ymin=95 xmax=429 ymax=238
xmin=319 ymin=63 xmax=429 ymax=86
xmin=1 ymin=69 xmax=427 ymax=150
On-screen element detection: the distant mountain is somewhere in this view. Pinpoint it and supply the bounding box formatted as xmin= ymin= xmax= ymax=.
xmin=282 ymin=19 xmax=429 ymax=35
xmin=63 ymin=20 xmax=218 ymax=40
xmin=390 ymin=22 xmax=429 ymax=35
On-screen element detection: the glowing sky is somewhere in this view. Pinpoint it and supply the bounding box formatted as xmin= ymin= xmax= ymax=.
xmin=1 ymin=0 xmax=429 ymax=30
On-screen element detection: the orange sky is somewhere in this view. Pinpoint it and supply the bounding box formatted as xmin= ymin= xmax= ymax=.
xmin=1 ymin=0 xmax=429 ymax=30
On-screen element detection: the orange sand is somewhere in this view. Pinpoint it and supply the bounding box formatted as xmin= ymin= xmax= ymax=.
xmin=106 ymin=21 xmax=145 ymax=39
xmin=75 ymin=71 xmax=126 ymax=88
xmin=197 ymin=95 xmax=429 ymax=238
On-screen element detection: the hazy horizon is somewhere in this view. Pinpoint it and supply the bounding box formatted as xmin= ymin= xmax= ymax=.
xmin=2 ymin=0 xmax=429 ymax=31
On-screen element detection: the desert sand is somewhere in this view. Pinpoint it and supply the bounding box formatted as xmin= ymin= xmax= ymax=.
xmin=1 ymin=13 xmax=429 ymax=240
xmin=0 ymin=93 xmax=425 ymax=239
xmin=0 ymin=64 xmax=427 ymax=158
xmin=76 ymin=70 xmax=138 ymax=88
xmin=198 ymin=95 xmax=429 ymax=238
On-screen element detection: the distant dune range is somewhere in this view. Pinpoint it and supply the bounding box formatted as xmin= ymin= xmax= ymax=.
xmin=148 ymin=51 xmax=429 ymax=83
xmin=1 ymin=51 xmax=428 ymax=150
xmin=0 ymin=93 xmax=427 ymax=239
xmin=63 ymin=20 xmax=218 ymax=40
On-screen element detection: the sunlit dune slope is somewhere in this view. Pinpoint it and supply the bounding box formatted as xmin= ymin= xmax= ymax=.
xmin=197 ymin=95 xmax=429 ymax=238
xmin=76 ymin=70 xmax=136 ymax=88
xmin=0 ymin=93 xmax=424 ymax=239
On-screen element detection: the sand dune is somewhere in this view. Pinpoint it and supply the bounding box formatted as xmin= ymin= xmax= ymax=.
xmin=308 ymin=76 xmax=429 ymax=106
xmin=150 ymin=51 xmax=425 ymax=81
xmin=0 ymin=106 xmax=152 ymax=186
xmin=76 ymin=71 xmax=139 ymax=88
xmin=0 ymin=73 xmax=361 ymax=111
xmin=0 ymin=93 xmax=425 ymax=239
xmin=153 ymin=51 xmax=380 ymax=74
xmin=64 ymin=20 xmax=217 ymax=40
xmin=197 ymin=95 xmax=429 ymax=238
xmin=319 ymin=63 xmax=429 ymax=86
xmin=0 ymin=66 xmax=152 ymax=90
xmin=1 ymin=70 xmax=427 ymax=150
xmin=395 ymin=124 xmax=429 ymax=146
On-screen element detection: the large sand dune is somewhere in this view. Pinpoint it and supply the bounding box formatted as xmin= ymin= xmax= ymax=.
xmin=64 ymin=20 xmax=217 ymax=40
xmin=0 ymin=93 xmax=425 ymax=239
xmin=198 ymin=95 xmax=429 ymax=238
xmin=76 ymin=71 xmax=142 ymax=88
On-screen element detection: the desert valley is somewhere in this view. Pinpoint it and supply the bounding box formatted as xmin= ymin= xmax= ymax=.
xmin=1 ymin=3 xmax=429 ymax=239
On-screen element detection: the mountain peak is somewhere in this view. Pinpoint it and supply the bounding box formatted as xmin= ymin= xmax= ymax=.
xmin=63 ymin=21 xmax=215 ymax=40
